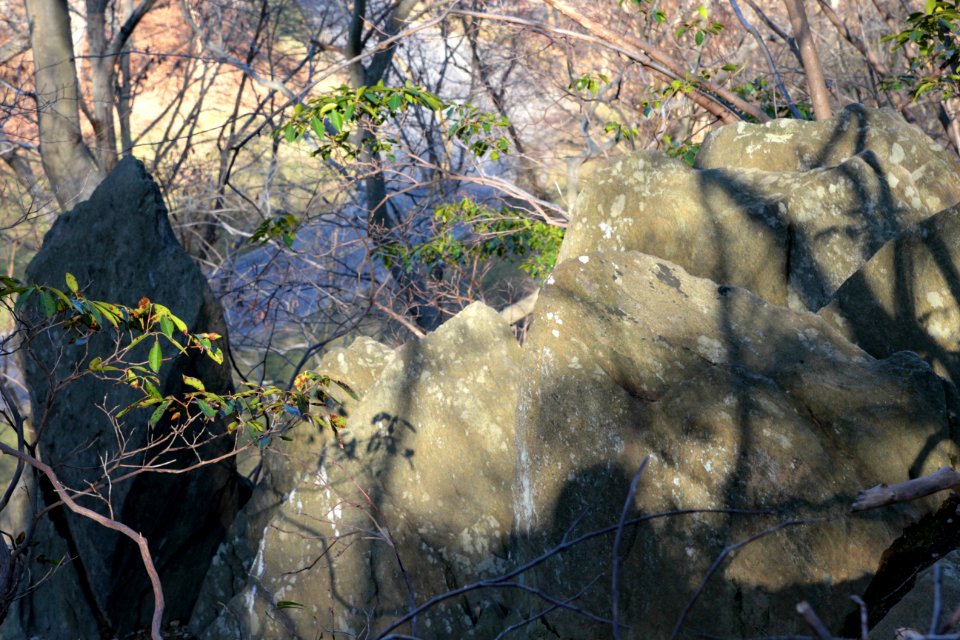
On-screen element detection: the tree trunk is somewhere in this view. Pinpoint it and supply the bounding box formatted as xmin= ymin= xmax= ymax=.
xmin=345 ymin=0 xmax=443 ymax=329
xmin=784 ymin=0 xmax=832 ymax=120
xmin=85 ymin=0 xmax=119 ymax=173
xmin=25 ymin=0 xmax=100 ymax=210
xmin=118 ymin=0 xmax=135 ymax=156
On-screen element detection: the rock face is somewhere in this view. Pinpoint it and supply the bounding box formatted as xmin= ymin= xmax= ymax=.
xmin=188 ymin=336 xmax=396 ymax=635
xmin=514 ymin=252 xmax=959 ymax=637
xmin=819 ymin=203 xmax=960 ymax=387
xmin=197 ymin=303 xmax=522 ymax=639
xmin=65 ymin=107 xmax=959 ymax=639
xmin=19 ymin=157 xmax=243 ymax=637
xmin=558 ymin=105 xmax=960 ymax=311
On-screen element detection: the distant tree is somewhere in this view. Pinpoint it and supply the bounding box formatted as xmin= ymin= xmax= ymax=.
xmin=24 ymin=0 xmax=155 ymax=209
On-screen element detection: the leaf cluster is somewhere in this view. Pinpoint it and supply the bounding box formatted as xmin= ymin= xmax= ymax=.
xmin=250 ymin=212 xmax=300 ymax=248
xmin=1 ymin=275 xmax=356 ymax=448
xmin=377 ymin=197 xmax=564 ymax=282
xmin=884 ymin=0 xmax=960 ymax=99
xmin=673 ymin=5 xmax=724 ymax=48
xmin=734 ymin=77 xmax=814 ymax=120
xmin=280 ymin=81 xmax=511 ymax=162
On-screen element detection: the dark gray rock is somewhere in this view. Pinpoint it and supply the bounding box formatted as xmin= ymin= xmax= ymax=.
xmin=18 ymin=156 xmax=243 ymax=636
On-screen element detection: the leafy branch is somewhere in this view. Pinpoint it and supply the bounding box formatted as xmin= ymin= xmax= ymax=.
xmin=377 ymin=197 xmax=564 ymax=283
xmin=280 ymin=81 xmax=512 ymax=161
xmin=2 ymin=275 xmax=356 ymax=447
xmin=884 ymin=0 xmax=960 ymax=99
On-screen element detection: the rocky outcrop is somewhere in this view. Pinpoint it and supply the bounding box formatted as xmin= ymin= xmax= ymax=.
xmin=197 ymin=302 xmax=522 ymax=639
xmin=188 ymin=336 xmax=396 ymax=635
xmin=558 ymin=105 xmax=960 ymax=311
xmin=18 ymin=156 xmax=243 ymax=637
xmin=819 ymin=203 xmax=960 ymax=387
xmin=9 ymin=107 xmax=952 ymax=639
xmin=695 ymin=104 xmax=960 ymax=184
xmin=514 ymin=251 xmax=959 ymax=637
xmin=177 ymin=107 xmax=960 ymax=639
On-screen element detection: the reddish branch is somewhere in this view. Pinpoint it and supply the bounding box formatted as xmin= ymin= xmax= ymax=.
xmin=0 ymin=440 xmax=165 ymax=640
xmin=540 ymin=0 xmax=769 ymax=124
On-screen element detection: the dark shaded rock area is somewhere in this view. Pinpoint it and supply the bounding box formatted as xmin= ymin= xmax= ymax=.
xmin=17 ymin=157 xmax=243 ymax=638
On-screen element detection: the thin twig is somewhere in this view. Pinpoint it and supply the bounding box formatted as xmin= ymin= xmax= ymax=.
xmin=670 ymin=519 xmax=809 ymax=639
xmin=933 ymin=561 xmax=944 ymax=635
xmin=849 ymin=595 xmax=868 ymax=640
xmin=612 ymin=457 xmax=647 ymax=640
xmin=728 ymin=0 xmax=802 ymax=118
xmin=796 ymin=601 xmax=833 ymax=640
xmin=853 ymin=467 xmax=960 ymax=511
xmin=0 ymin=441 xmax=165 ymax=640
xmin=377 ymin=505 xmax=776 ymax=638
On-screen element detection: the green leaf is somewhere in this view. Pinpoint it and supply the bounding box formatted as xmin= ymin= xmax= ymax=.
xmin=148 ymin=399 xmax=172 ymax=427
xmin=91 ymin=301 xmax=120 ymax=328
xmin=276 ymin=600 xmax=304 ymax=610
xmin=65 ymin=273 xmax=78 ymax=294
xmin=697 ymin=4 xmax=708 ymax=18
xmin=328 ymin=110 xmax=344 ymax=133
xmin=13 ymin=288 xmax=34 ymax=312
xmin=38 ymin=291 xmax=56 ymax=318
xmin=334 ymin=379 xmax=360 ymax=401
xmin=148 ymin=340 xmax=162 ymax=373
xmin=182 ymin=375 xmax=205 ymax=391
xmin=143 ymin=379 xmax=162 ymax=400
xmin=159 ymin=316 xmax=174 ymax=339
xmin=927 ymin=0 xmax=938 ymax=13
xmin=89 ymin=356 xmax=103 ymax=371
xmin=196 ymin=399 xmax=218 ymax=419
xmin=695 ymin=30 xmax=705 ymax=46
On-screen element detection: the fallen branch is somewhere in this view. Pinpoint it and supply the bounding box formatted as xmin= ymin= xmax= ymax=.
xmin=852 ymin=467 xmax=960 ymax=512
xmin=0 ymin=440 xmax=165 ymax=640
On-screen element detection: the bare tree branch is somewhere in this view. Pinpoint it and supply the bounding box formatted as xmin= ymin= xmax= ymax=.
xmin=853 ymin=467 xmax=960 ymax=511
xmin=784 ymin=0 xmax=832 ymax=119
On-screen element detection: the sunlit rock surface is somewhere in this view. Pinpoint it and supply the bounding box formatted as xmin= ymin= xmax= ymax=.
xmin=197 ymin=302 xmax=522 ymax=638
xmin=189 ymin=336 xmax=396 ymax=635
xmin=559 ymin=105 xmax=960 ymax=311
xmin=514 ymin=251 xmax=959 ymax=637
xmin=820 ymin=203 xmax=960 ymax=388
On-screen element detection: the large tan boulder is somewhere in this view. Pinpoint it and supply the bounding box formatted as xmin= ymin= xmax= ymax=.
xmin=558 ymin=106 xmax=960 ymax=311
xmin=819 ymin=203 xmax=960 ymax=387
xmin=199 ymin=302 xmax=522 ymax=639
xmin=514 ymin=251 xmax=959 ymax=638
xmin=695 ymin=104 xmax=960 ymax=183
xmin=188 ymin=336 xmax=396 ymax=634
